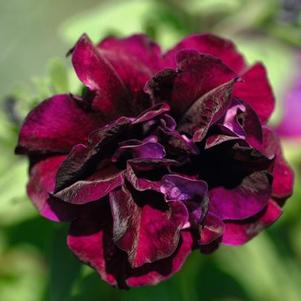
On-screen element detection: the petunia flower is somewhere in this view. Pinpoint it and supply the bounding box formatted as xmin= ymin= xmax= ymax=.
xmin=16 ymin=33 xmax=294 ymax=288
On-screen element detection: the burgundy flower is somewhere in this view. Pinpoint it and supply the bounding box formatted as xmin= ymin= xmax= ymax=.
xmin=16 ymin=33 xmax=294 ymax=288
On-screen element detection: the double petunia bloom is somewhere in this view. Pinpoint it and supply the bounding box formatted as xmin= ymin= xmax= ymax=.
xmin=16 ymin=33 xmax=294 ymax=288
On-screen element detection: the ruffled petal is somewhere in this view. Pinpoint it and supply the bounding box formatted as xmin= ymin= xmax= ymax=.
xmin=209 ymin=171 xmax=272 ymax=220
xmin=160 ymin=174 xmax=209 ymax=227
xmin=222 ymin=101 xmax=246 ymax=138
xmin=133 ymin=102 xmax=170 ymax=124
xmin=110 ymin=186 xmax=188 ymax=268
xmin=98 ymin=34 xmax=161 ymax=112
xmin=158 ymin=115 xmax=199 ymax=155
xmin=67 ymin=202 xmax=119 ymax=287
xmin=199 ymin=212 xmax=224 ymax=254
xmin=206 ymin=99 xmax=263 ymax=149
xmin=126 ymin=158 xmax=178 ymax=192
xmin=68 ymin=203 xmax=193 ymax=288
xmin=71 ymin=34 xmax=132 ymax=118
xmin=55 ymin=117 xmax=132 ymax=192
xmin=160 ymin=174 xmax=208 ymax=202
xmin=177 ymin=79 xmax=237 ymax=142
xmin=196 ymin=141 xmax=273 ymax=192
xmin=163 ymin=33 xmax=246 ymax=73
xmin=126 ymin=231 xmax=193 ymax=287
xmin=205 ymin=131 xmax=240 ymax=149
xmin=54 ymin=165 xmax=124 ymax=204
xmin=112 ymin=138 xmax=166 ymax=162
xmin=233 ymin=63 xmax=275 ymax=124
xmin=16 ymin=94 xmax=104 ymax=154
xmin=240 ymin=101 xmax=263 ymax=148
xmin=54 ymin=104 xmax=172 ymax=194
xmin=222 ymin=200 xmax=282 ymax=245
xmin=27 ymin=156 xmax=79 ymax=222
xmin=98 ymin=34 xmax=161 ymax=74
xmin=260 ymin=127 xmax=294 ymax=201
xmin=146 ymin=51 xmax=237 ymax=117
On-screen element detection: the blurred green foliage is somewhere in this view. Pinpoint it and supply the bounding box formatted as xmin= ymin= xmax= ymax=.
xmin=1 ymin=0 xmax=301 ymax=300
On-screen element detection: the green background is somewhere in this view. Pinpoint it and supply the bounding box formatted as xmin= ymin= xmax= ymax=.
xmin=1 ymin=1 xmax=301 ymax=300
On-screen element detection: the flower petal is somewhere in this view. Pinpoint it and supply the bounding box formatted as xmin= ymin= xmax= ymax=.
xmin=161 ymin=174 xmax=208 ymax=202
xmin=158 ymin=117 xmax=199 ymax=155
xmin=97 ymin=34 xmax=161 ymax=112
xmin=67 ymin=202 xmax=120 ymax=287
xmin=55 ymin=117 xmax=131 ymax=192
xmin=233 ymin=63 xmax=275 ymax=124
xmin=222 ymin=200 xmax=282 ymax=245
xmin=222 ymin=101 xmax=246 ymax=138
xmin=133 ymin=102 xmax=170 ymax=124
xmin=147 ymin=51 xmax=237 ymax=117
xmin=110 ymin=186 xmax=188 ymax=268
xmin=68 ymin=202 xmax=193 ymax=288
xmin=209 ymin=171 xmax=272 ymax=220
xmin=98 ymin=34 xmax=161 ymax=74
xmin=112 ymin=139 xmax=166 ymax=162
xmin=205 ymin=131 xmax=241 ymax=149
xmin=199 ymin=212 xmax=224 ymax=254
xmin=126 ymin=158 xmax=178 ymax=192
xmin=177 ymin=79 xmax=237 ymax=142
xmin=210 ymin=99 xmax=263 ymax=149
xmin=260 ymin=127 xmax=294 ymax=201
xmin=71 ymin=34 xmax=132 ymax=118
xmin=163 ymin=33 xmax=246 ymax=73
xmin=16 ymin=94 xmax=104 ymax=154
xmin=27 ymin=156 xmax=79 ymax=222
xmin=54 ymin=165 xmax=124 ymax=204
xmin=160 ymin=174 xmax=209 ymax=226
xmin=126 ymin=231 xmax=193 ymax=287
xmin=196 ymin=141 xmax=273 ymax=191
xmin=239 ymin=101 xmax=263 ymax=148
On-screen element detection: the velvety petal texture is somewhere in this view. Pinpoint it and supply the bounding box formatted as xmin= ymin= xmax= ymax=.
xmin=27 ymin=156 xmax=79 ymax=222
xmin=233 ymin=63 xmax=275 ymax=124
xmin=146 ymin=50 xmax=237 ymax=117
xmin=16 ymin=32 xmax=293 ymax=288
xmin=72 ymin=35 xmax=132 ymax=118
xmin=110 ymin=186 xmax=188 ymax=268
xmin=97 ymin=34 xmax=162 ymax=113
xmin=16 ymin=94 xmax=104 ymax=154
xmin=209 ymin=171 xmax=271 ymax=220
xmin=222 ymin=200 xmax=282 ymax=245
xmin=163 ymin=33 xmax=246 ymax=73
xmin=67 ymin=204 xmax=193 ymax=287
xmin=260 ymin=127 xmax=294 ymax=201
